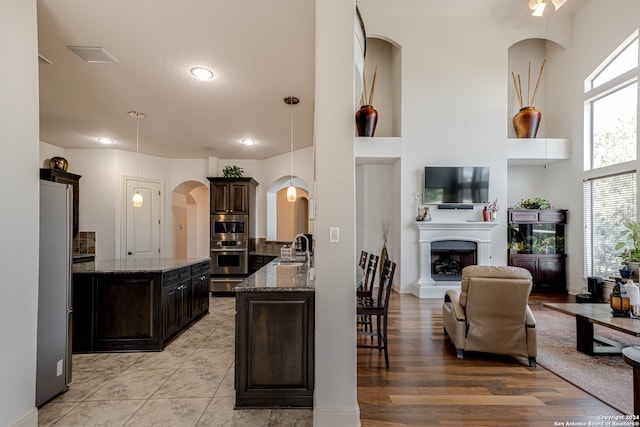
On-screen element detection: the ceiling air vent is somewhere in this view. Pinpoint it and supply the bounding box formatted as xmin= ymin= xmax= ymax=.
xmin=67 ymin=46 xmax=119 ymax=63
xmin=200 ymin=146 xmax=218 ymax=152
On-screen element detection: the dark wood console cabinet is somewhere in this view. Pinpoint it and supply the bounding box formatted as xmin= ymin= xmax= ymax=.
xmin=235 ymin=290 xmax=315 ymax=408
xmin=508 ymin=209 xmax=567 ymax=293
xmin=73 ymin=260 xmax=210 ymax=353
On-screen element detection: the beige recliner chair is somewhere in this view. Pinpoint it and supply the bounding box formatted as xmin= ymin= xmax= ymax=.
xmin=442 ymin=265 xmax=537 ymax=367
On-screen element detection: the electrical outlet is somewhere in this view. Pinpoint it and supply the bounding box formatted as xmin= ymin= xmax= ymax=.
xmin=56 ymin=359 xmax=63 ymax=377
xmin=330 ymin=227 xmax=340 ymax=243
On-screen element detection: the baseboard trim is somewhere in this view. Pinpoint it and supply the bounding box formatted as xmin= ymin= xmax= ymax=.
xmin=8 ymin=408 xmax=38 ymax=427
xmin=313 ymin=406 xmax=361 ymax=426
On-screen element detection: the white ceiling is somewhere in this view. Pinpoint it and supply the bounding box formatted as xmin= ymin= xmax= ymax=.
xmin=37 ymin=0 xmax=315 ymax=160
xmin=36 ymin=0 xmax=584 ymax=160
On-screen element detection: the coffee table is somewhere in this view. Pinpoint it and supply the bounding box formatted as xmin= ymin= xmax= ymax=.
xmin=543 ymin=303 xmax=640 ymax=356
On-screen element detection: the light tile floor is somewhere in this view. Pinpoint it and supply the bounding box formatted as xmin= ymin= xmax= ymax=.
xmin=38 ymin=296 xmax=313 ymax=427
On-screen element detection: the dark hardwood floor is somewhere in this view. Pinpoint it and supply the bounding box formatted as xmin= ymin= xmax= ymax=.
xmin=357 ymin=291 xmax=623 ymax=426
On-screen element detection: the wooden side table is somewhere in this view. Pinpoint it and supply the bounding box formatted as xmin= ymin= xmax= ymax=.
xmin=621 ymin=346 xmax=640 ymax=415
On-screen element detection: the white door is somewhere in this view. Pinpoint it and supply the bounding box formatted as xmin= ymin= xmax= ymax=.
xmin=124 ymin=177 xmax=162 ymax=258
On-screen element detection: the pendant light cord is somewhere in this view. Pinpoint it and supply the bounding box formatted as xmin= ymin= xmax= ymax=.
xmin=290 ymin=109 xmax=294 ymax=185
xmin=136 ymin=118 xmax=140 ymax=184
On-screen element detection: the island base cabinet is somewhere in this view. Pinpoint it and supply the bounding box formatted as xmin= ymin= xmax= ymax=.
xmin=73 ymin=260 xmax=210 ymax=353
xmin=94 ymin=274 xmax=162 ymax=352
xmin=235 ymin=291 xmax=314 ymax=408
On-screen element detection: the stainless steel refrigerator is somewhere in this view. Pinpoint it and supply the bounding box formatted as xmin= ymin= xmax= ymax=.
xmin=36 ymin=180 xmax=72 ymax=406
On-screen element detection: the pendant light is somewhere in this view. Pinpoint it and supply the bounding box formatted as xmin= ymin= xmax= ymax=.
xmin=128 ymin=111 xmax=147 ymax=207
xmin=284 ymin=96 xmax=299 ymax=202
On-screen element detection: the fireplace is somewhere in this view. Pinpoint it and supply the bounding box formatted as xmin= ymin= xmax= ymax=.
xmin=411 ymin=221 xmax=499 ymax=298
xmin=431 ymin=240 xmax=477 ymax=281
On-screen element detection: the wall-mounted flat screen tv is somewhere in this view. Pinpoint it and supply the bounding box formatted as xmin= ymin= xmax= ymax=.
xmin=423 ymin=166 xmax=489 ymax=204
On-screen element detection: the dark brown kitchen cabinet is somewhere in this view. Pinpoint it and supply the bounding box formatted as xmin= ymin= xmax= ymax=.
xmin=191 ymin=261 xmax=210 ymax=318
xmin=207 ymin=177 xmax=258 ymax=214
xmin=508 ymin=209 xmax=567 ymax=293
xmin=40 ymin=169 xmax=81 ymax=237
xmin=73 ymin=260 xmax=211 ymax=353
xmin=235 ymin=290 xmax=315 ymax=408
xmin=162 ymin=267 xmax=192 ymax=339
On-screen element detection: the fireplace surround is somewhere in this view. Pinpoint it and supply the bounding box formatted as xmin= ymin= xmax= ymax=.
xmin=411 ymin=221 xmax=499 ymax=298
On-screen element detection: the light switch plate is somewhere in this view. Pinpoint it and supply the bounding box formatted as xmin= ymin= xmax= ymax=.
xmin=329 ymin=227 xmax=340 ymax=243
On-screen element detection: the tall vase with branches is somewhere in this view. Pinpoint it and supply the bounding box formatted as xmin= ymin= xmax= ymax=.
xmin=512 ymin=58 xmax=546 ymax=138
xmin=356 ymin=66 xmax=378 ymax=137
xmin=380 ymin=220 xmax=390 ymax=276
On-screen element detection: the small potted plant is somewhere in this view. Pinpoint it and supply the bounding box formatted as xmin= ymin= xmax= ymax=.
xmin=222 ymin=165 xmax=244 ymax=178
xmin=510 ymin=198 xmax=552 ymax=210
xmin=615 ymin=219 xmax=640 ymax=279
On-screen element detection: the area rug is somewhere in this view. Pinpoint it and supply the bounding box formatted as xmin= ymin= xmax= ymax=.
xmin=533 ymin=308 xmax=637 ymax=415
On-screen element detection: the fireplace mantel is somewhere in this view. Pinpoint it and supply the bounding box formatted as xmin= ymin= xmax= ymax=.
xmin=411 ymin=221 xmax=499 ymax=299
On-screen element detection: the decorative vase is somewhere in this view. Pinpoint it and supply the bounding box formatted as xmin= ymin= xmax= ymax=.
xmin=627 ymin=262 xmax=640 ymax=282
xmin=482 ymin=207 xmax=489 ymax=222
xmin=620 ymin=269 xmax=634 ymax=279
xmin=49 ymin=156 xmax=69 ymax=171
xmin=356 ymin=105 xmax=378 ymax=137
xmin=513 ymin=107 xmax=542 ymax=138
xmin=423 ymin=207 xmax=432 ymax=222
xmin=490 ymin=210 xmax=497 ymax=222
xmin=380 ymin=244 xmax=388 ymax=277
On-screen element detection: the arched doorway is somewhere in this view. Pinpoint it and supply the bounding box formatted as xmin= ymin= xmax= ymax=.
xmin=266 ymin=176 xmax=311 ymax=241
xmin=172 ymin=180 xmax=209 ymax=259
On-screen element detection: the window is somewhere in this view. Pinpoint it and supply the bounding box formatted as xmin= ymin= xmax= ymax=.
xmin=584 ymin=173 xmax=636 ymax=278
xmin=584 ymin=30 xmax=639 ymax=278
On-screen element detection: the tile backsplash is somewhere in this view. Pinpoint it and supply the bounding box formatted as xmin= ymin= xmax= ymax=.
xmin=73 ymin=231 xmax=96 ymax=255
xmin=252 ymin=238 xmax=290 ymax=255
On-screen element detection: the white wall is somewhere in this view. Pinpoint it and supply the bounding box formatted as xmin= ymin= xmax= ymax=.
xmin=507 ymin=165 xmax=553 ymax=206
xmin=356 ymin=163 xmax=397 ymax=266
xmin=362 ymin=13 xmax=516 ymax=291
xmin=358 ymin=3 xmax=587 ymax=294
xmin=38 ymin=145 xmax=316 ymax=261
xmin=39 ymin=141 xmax=64 ymax=167
xmin=257 ymin=146 xmax=315 ymax=238
xmin=1 ymin=1 xmax=40 ymax=426
xmin=313 ymin=0 xmax=359 ymax=424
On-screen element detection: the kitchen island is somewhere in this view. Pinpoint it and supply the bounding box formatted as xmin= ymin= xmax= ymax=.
xmin=234 ymin=259 xmax=315 ymax=409
xmin=72 ymin=258 xmax=210 ymax=353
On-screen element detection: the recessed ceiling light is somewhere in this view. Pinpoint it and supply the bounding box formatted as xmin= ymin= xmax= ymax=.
xmin=241 ymin=138 xmax=256 ymax=146
xmin=190 ymin=67 xmax=214 ymax=81
xmin=97 ymin=137 xmax=115 ymax=144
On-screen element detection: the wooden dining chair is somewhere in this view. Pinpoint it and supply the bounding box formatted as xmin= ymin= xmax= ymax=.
xmin=356 ymin=250 xmax=369 ymax=291
xmin=357 ymin=258 xmax=397 ymax=369
xmin=356 ymin=254 xmax=379 ymax=333
xmin=357 ymin=254 xmax=378 ymax=296
xmin=359 ymin=250 xmax=368 ymax=271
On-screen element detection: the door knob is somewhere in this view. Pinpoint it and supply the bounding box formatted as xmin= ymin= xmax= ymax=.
xmin=128 ymin=251 xmax=133 ymax=255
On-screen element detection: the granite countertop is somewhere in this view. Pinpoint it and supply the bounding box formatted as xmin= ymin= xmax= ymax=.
xmin=73 ymin=257 xmax=210 ymax=274
xmin=235 ymin=258 xmax=315 ymax=292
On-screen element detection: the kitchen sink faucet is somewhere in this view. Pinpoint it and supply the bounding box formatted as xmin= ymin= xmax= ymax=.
xmin=292 ymin=234 xmax=311 ymax=267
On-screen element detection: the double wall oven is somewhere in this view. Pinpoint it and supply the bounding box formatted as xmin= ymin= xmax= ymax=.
xmin=210 ymin=214 xmax=248 ymax=292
